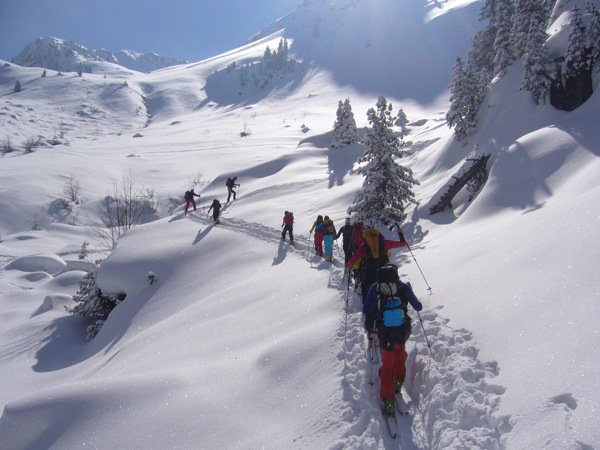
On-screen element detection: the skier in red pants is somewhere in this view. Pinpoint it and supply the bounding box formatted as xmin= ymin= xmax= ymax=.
xmin=363 ymin=264 xmax=422 ymax=416
xmin=309 ymin=215 xmax=324 ymax=256
xmin=183 ymin=189 xmax=200 ymax=215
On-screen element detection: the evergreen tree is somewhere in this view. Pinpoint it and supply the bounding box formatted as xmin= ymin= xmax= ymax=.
xmin=493 ymin=0 xmax=515 ymax=75
xmin=67 ymin=271 xmax=126 ymax=340
xmin=469 ymin=28 xmax=496 ymax=82
xmin=394 ymin=108 xmax=409 ymax=138
xmin=447 ymin=57 xmax=484 ymax=142
xmin=332 ymin=98 xmax=358 ymax=147
xmin=276 ymin=38 xmax=289 ymax=70
xmin=565 ymin=8 xmax=591 ymax=78
xmin=79 ymin=240 xmax=89 ymax=260
xmin=479 ymin=0 xmax=497 ymax=21
xmin=587 ymin=3 xmax=600 ymax=68
xmin=522 ymin=22 xmax=552 ymax=104
xmin=512 ymin=0 xmax=541 ymax=58
xmin=347 ymin=97 xmax=419 ymax=226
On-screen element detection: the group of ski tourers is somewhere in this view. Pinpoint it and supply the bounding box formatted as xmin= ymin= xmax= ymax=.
xmin=309 ymin=214 xmax=423 ymax=424
xmin=183 ymin=176 xmax=239 ymax=223
xmin=184 ymin=177 xmax=423 ymax=431
xmin=327 ymin=217 xmax=423 ymax=429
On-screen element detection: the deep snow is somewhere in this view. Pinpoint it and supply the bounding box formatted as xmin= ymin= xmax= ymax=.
xmin=1 ymin=0 xmax=599 ymax=448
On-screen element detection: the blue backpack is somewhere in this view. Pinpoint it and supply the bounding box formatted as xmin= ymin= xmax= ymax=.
xmin=378 ymin=281 xmax=405 ymax=327
xmin=376 ymin=264 xmax=406 ymax=328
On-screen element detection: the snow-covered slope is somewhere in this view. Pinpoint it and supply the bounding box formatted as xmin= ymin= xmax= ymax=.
xmin=12 ymin=36 xmax=186 ymax=74
xmin=251 ymin=0 xmax=482 ymax=103
xmin=0 ymin=0 xmax=599 ymax=448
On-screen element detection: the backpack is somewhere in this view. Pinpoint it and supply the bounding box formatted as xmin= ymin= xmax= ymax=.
xmin=184 ymin=190 xmax=192 ymax=200
xmin=364 ymin=231 xmax=387 ymax=269
xmin=284 ymin=212 xmax=294 ymax=224
xmin=351 ymin=222 xmax=364 ymax=248
xmin=325 ymin=220 xmax=334 ymax=234
xmin=376 ymin=265 xmax=405 ymax=328
xmin=374 ymin=265 xmax=412 ymax=349
xmin=226 ymin=177 xmax=234 ymax=188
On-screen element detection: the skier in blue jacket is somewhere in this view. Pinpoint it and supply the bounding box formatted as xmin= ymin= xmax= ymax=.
xmin=363 ymin=264 xmax=423 ymax=415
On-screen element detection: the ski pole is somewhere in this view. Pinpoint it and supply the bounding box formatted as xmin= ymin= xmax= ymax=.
xmin=406 ymin=242 xmax=432 ymax=294
xmin=391 ymin=222 xmax=432 ymax=293
xmin=416 ymin=310 xmax=433 ymax=354
xmin=343 ymin=278 xmax=350 ymax=370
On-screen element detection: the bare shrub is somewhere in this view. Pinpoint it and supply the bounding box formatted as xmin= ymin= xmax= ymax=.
xmin=2 ymin=137 xmax=16 ymax=155
xmin=62 ymin=175 xmax=81 ymax=205
xmin=97 ymin=170 xmax=157 ymax=249
xmin=23 ymin=136 xmax=43 ymax=153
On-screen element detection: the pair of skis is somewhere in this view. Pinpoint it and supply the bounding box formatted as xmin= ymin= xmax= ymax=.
xmin=383 ymin=392 xmax=410 ymax=438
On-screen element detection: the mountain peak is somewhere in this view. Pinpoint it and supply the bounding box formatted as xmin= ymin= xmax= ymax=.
xmin=12 ymin=36 xmax=186 ymax=73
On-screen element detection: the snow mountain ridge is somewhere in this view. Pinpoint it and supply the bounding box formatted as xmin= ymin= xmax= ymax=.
xmin=12 ymin=36 xmax=187 ymax=74
xmin=0 ymin=0 xmax=599 ymax=448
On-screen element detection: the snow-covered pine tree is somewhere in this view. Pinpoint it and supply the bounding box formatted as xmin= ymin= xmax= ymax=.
xmin=479 ymin=0 xmax=497 ymax=21
xmin=331 ymin=98 xmax=358 ymax=147
xmin=79 ymin=240 xmax=89 ymax=260
xmin=67 ymin=270 xmax=126 ymax=340
xmin=469 ymin=28 xmax=496 ymax=82
xmin=587 ymin=3 xmax=600 ymax=69
xmin=522 ymin=5 xmax=552 ymax=104
xmin=512 ymin=0 xmax=541 ymax=58
xmin=493 ymin=0 xmax=516 ymax=75
xmin=239 ymin=63 xmax=249 ymax=86
xmin=394 ymin=108 xmax=409 ymax=138
xmin=347 ymin=97 xmax=419 ymax=226
xmin=565 ymin=8 xmax=591 ymax=78
xmin=276 ymin=38 xmax=289 ymax=71
xmin=447 ymin=57 xmax=484 ymax=142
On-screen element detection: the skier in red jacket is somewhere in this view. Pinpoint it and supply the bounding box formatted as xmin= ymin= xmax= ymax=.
xmin=347 ymin=228 xmax=407 ymax=303
xmin=281 ymin=211 xmax=294 ymax=243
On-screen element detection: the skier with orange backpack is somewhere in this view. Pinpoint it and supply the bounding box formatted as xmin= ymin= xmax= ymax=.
xmin=347 ymin=227 xmax=407 ymax=303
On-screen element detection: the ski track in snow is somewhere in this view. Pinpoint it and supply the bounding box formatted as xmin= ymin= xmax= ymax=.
xmin=181 ymin=208 xmax=511 ymax=448
xmin=330 ymin=266 xmax=510 ymax=449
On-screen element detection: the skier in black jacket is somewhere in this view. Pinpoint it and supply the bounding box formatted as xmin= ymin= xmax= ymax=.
xmin=336 ymin=217 xmax=353 ymax=264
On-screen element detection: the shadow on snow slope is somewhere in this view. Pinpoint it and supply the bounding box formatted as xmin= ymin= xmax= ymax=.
xmin=202 ymin=59 xmax=310 ymax=108
xmin=299 ymin=131 xmax=367 ymax=188
xmin=253 ymin=0 xmax=482 ymax=103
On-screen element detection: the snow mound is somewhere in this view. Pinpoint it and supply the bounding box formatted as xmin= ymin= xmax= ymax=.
xmin=5 ymin=254 xmax=67 ymax=275
xmin=31 ymin=294 xmax=73 ymax=317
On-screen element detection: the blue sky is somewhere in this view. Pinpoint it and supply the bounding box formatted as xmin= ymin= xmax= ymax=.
xmin=0 ymin=0 xmax=301 ymax=62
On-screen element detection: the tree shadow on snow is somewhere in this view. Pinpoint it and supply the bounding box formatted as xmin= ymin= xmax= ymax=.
xmin=489 ymin=142 xmax=563 ymax=212
xmin=32 ymin=281 xmax=159 ymax=372
xmin=32 ymin=315 xmax=89 ymax=372
xmin=299 ymin=132 xmax=366 ymax=188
